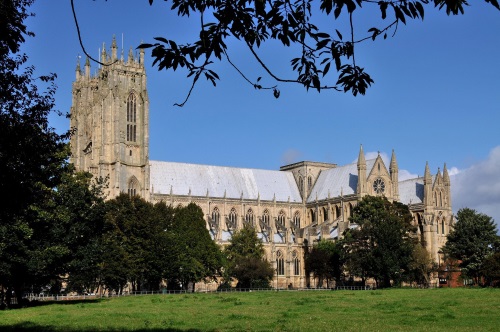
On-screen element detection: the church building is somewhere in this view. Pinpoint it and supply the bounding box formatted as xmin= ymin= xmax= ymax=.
xmin=70 ymin=38 xmax=453 ymax=288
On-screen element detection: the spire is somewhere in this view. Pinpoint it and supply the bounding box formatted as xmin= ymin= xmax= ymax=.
xmin=111 ymin=35 xmax=117 ymax=60
xmin=357 ymin=144 xmax=367 ymax=197
xmin=390 ymin=149 xmax=398 ymax=172
xmin=390 ymin=149 xmax=399 ymax=200
xmin=128 ymin=47 xmax=134 ymax=63
xmin=101 ymin=42 xmax=107 ymax=63
xmin=443 ymin=163 xmax=450 ymax=186
xmin=84 ymin=56 xmax=90 ymax=78
xmin=433 ymin=167 xmax=443 ymax=187
xmin=357 ymin=144 xmax=366 ymax=167
xmin=424 ymin=161 xmax=431 ymax=183
xmin=423 ymin=162 xmax=433 ymax=207
xmin=75 ymin=56 xmax=81 ymax=80
xmin=139 ymin=40 xmax=145 ymax=64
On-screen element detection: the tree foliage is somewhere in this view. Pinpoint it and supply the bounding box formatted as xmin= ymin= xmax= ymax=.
xmin=305 ymin=239 xmax=344 ymax=288
xmin=344 ymin=196 xmax=415 ymax=288
xmin=165 ymin=203 xmax=224 ymax=290
xmin=0 ymin=0 xmax=70 ymax=306
xmin=443 ymin=208 xmax=498 ymax=285
xmin=131 ymin=0 xmax=500 ymax=105
xmin=224 ymin=224 xmax=274 ymax=289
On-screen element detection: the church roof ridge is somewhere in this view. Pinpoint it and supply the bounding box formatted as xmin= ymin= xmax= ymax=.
xmin=150 ymin=159 xmax=288 ymax=173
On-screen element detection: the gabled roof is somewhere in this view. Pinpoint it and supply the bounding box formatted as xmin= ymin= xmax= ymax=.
xmin=307 ymin=159 xmax=376 ymax=202
xmin=149 ymin=160 xmax=302 ymax=202
xmin=398 ymin=177 xmax=424 ymax=205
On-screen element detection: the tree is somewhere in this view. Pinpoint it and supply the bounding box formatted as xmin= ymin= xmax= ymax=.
xmin=54 ymin=170 xmax=108 ymax=294
xmin=344 ymin=196 xmax=415 ymax=288
xmin=407 ymin=244 xmax=435 ymax=287
xmin=113 ymin=0 xmax=500 ymax=105
xmin=481 ymin=252 xmax=500 ymax=287
xmin=305 ymin=240 xmax=345 ymax=288
xmin=443 ymin=208 xmax=498 ymax=285
xmin=224 ymin=224 xmax=274 ymax=289
xmin=101 ymin=194 xmax=174 ymax=293
xmin=165 ymin=203 xmax=224 ymax=291
xmin=0 ymin=0 xmax=69 ymax=306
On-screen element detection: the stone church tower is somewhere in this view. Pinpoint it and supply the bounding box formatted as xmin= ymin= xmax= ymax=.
xmin=70 ymin=36 xmax=150 ymax=199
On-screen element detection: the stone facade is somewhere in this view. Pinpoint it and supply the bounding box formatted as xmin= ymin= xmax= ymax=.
xmin=70 ymin=38 xmax=453 ymax=288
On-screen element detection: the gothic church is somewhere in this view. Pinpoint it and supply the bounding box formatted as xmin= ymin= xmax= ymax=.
xmin=70 ymin=38 xmax=453 ymax=288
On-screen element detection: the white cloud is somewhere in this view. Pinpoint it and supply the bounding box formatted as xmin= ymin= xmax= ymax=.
xmin=398 ymin=169 xmax=419 ymax=181
xmin=451 ymin=146 xmax=500 ymax=230
xmin=281 ymin=149 xmax=303 ymax=165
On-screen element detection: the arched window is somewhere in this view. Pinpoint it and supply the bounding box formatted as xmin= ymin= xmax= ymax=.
xmin=276 ymin=250 xmax=284 ymax=276
xmin=439 ymin=191 xmax=443 ymax=207
xmin=278 ymin=210 xmax=286 ymax=226
xmin=245 ymin=208 xmax=254 ymax=226
xmin=128 ymin=177 xmax=139 ymax=196
xmin=293 ymin=211 xmax=300 ymax=228
xmin=299 ymin=177 xmax=304 ymax=193
xmin=126 ymin=93 xmax=137 ymax=142
xmin=307 ymin=176 xmax=312 ymax=190
xmin=310 ymin=209 xmax=316 ymax=223
xmin=336 ymin=205 xmax=341 ymax=219
xmin=262 ymin=209 xmax=270 ymax=225
xmin=441 ymin=220 xmax=445 ymax=235
xmin=292 ymin=251 xmax=300 ymax=276
xmin=323 ymin=207 xmax=328 ymax=222
xmin=229 ymin=208 xmax=237 ymax=223
xmin=212 ymin=207 xmax=220 ymax=223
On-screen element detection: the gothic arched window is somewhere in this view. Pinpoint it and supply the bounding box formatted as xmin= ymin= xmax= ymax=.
xmin=262 ymin=209 xmax=270 ymax=225
xmin=307 ymin=176 xmax=312 ymax=190
xmin=128 ymin=177 xmax=138 ymax=196
xmin=278 ymin=210 xmax=286 ymax=226
xmin=212 ymin=207 xmax=220 ymax=223
xmin=126 ymin=93 xmax=137 ymax=142
xmin=299 ymin=177 xmax=304 ymax=193
xmin=293 ymin=211 xmax=300 ymax=229
xmin=229 ymin=208 xmax=237 ymax=223
xmin=245 ymin=208 xmax=254 ymax=226
xmin=292 ymin=251 xmax=300 ymax=276
xmin=276 ymin=250 xmax=284 ymax=276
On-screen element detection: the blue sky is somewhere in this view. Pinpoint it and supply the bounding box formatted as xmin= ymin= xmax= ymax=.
xmin=23 ymin=1 xmax=500 ymax=227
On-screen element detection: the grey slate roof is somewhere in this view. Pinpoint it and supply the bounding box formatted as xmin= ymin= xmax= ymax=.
xmin=307 ymin=159 xmax=376 ymax=202
xmin=398 ymin=177 xmax=424 ymax=205
xmin=149 ymin=160 xmax=302 ymax=202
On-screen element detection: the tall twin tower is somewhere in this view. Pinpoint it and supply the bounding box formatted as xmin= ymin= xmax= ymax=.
xmin=70 ymin=36 xmax=149 ymax=199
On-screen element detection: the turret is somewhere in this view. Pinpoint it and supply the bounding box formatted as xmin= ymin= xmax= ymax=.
xmin=101 ymin=42 xmax=107 ymax=63
xmin=128 ymin=47 xmax=134 ymax=63
xmin=424 ymin=162 xmax=433 ymax=207
xmin=139 ymin=42 xmax=145 ymax=64
xmin=443 ymin=163 xmax=451 ymax=208
xmin=84 ymin=56 xmax=90 ymax=78
xmin=390 ymin=149 xmax=399 ymax=200
xmin=357 ymin=144 xmax=367 ymax=197
xmin=75 ymin=57 xmax=81 ymax=80
xmin=111 ymin=35 xmax=117 ymax=61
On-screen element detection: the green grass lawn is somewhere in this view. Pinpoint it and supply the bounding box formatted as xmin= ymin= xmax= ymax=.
xmin=1 ymin=288 xmax=499 ymax=331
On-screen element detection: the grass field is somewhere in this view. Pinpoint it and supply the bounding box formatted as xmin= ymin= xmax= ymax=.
xmin=0 ymin=288 xmax=499 ymax=331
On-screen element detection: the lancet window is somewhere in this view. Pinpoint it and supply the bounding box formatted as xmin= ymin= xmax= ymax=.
xmin=229 ymin=208 xmax=237 ymax=223
xmin=245 ymin=209 xmax=254 ymax=226
xmin=262 ymin=209 xmax=270 ymax=225
xmin=277 ymin=210 xmax=286 ymax=226
xmin=292 ymin=251 xmax=300 ymax=276
xmin=293 ymin=212 xmax=300 ymax=229
xmin=276 ymin=250 xmax=285 ymax=276
xmin=212 ymin=207 xmax=220 ymax=223
xmin=126 ymin=93 xmax=137 ymax=142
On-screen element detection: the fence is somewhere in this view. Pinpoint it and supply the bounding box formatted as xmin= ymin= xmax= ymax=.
xmin=13 ymin=286 xmax=372 ymax=304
